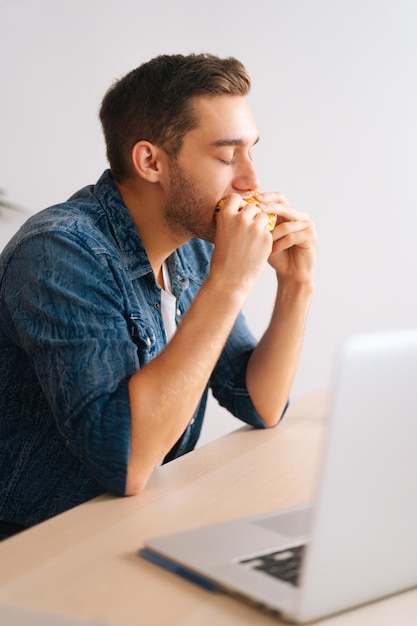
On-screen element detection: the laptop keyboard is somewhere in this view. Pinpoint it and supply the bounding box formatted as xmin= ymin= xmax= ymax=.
xmin=239 ymin=544 xmax=305 ymax=586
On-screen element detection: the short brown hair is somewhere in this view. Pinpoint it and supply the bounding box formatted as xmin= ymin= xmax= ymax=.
xmin=99 ymin=53 xmax=251 ymax=182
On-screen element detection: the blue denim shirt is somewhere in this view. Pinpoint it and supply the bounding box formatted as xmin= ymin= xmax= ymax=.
xmin=0 ymin=170 xmax=271 ymax=528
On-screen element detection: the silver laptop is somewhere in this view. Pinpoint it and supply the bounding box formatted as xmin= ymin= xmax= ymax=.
xmin=139 ymin=328 xmax=417 ymax=623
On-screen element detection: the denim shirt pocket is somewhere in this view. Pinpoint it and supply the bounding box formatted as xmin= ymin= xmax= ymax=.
xmin=127 ymin=312 xmax=160 ymax=366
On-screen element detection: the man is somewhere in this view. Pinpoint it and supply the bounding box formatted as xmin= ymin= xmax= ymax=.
xmin=0 ymin=53 xmax=316 ymax=538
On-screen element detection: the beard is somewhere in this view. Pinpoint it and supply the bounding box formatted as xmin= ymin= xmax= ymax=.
xmin=164 ymin=159 xmax=216 ymax=242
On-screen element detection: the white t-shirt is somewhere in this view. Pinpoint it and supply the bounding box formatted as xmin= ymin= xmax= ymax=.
xmin=160 ymin=262 xmax=177 ymax=342
xmin=157 ymin=263 xmax=178 ymax=467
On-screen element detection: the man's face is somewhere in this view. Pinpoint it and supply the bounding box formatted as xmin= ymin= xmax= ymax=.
xmin=164 ymin=94 xmax=260 ymax=243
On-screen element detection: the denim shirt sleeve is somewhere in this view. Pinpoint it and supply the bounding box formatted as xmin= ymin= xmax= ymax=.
xmin=2 ymin=228 xmax=139 ymax=496
xmin=210 ymin=311 xmax=288 ymax=428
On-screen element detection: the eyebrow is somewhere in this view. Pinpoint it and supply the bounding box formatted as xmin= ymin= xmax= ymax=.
xmin=211 ymin=136 xmax=260 ymax=148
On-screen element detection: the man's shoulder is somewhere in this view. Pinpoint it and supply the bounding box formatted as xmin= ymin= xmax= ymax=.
xmin=2 ymin=199 xmax=105 ymax=257
xmin=1 ymin=172 xmax=119 ymax=258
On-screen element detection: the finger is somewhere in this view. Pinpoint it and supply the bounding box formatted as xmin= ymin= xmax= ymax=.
xmin=256 ymin=191 xmax=290 ymax=206
xmin=253 ymin=211 xmax=271 ymax=230
xmin=256 ymin=192 xmax=310 ymax=223
xmin=271 ymin=222 xmax=316 ymax=252
xmin=214 ymin=193 xmax=243 ymax=215
xmin=237 ymin=194 xmax=277 ymax=230
xmin=270 ymin=204 xmax=311 ymax=224
xmin=215 ymin=196 xmax=272 ymax=237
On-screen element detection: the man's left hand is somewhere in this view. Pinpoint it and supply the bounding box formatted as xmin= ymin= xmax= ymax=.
xmin=259 ymin=192 xmax=316 ymax=284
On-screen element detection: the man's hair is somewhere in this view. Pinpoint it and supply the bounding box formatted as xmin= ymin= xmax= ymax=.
xmin=99 ymin=53 xmax=251 ymax=182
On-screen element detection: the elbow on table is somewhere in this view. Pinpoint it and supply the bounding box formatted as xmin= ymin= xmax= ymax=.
xmin=260 ymin=398 xmax=290 ymax=429
xmin=124 ymin=463 xmax=153 ymax=496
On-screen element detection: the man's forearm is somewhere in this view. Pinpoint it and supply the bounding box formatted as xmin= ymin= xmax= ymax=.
xmin=126 ymin=275 xmax=248 ymax=495
xmin=246 ymin=277 xmax=314 ymax=427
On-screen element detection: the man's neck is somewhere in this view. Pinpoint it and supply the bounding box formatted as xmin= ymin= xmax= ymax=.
xmin=115 ymin=180 xmax=186 ymax=288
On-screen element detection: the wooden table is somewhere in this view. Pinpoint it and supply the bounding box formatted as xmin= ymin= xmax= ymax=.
xmin=1 ymin=390 xmax=416 ymax=625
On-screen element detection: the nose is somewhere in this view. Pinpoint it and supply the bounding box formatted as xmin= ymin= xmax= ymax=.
xmin=232 ymin=156 xmax=261 ymax=194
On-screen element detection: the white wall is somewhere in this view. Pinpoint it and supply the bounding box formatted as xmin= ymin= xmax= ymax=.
xmin=1 ymin=0 xmax=417 ymax=445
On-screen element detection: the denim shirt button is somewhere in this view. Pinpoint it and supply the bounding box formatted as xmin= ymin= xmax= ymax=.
xmin=190 ymin=417 xmax=195 ymax=425
xmin=176 ymin=308 xmax=181 ymax=317
xmin=146 ymin=336 xmax=151 ymax=348
xmin=154 ymin=302 xmax=160 ymax=310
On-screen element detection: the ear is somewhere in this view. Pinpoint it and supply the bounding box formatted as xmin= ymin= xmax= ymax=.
xmin=131 ymin=141 xmax=166 ymax=183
